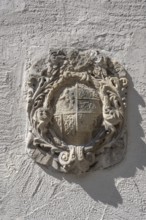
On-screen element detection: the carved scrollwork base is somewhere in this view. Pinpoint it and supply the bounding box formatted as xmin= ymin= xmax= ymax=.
xmin=26 ymin=49 xmax=128 ymax=174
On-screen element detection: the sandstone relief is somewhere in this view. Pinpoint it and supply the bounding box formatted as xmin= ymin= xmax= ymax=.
xmin=26 ymin=49 xmax=128 ymax=174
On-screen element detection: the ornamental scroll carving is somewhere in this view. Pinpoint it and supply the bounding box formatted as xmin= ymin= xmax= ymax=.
xmin=26 ymin=49 xmax=128 ymax=174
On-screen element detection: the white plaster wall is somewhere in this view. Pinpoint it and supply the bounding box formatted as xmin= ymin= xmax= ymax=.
xmin=0 ymin=0 xmax=146 ymax=219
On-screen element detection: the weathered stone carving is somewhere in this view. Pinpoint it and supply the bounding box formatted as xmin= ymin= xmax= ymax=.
xmin=26 ymin=49 xmax=128 ymax=174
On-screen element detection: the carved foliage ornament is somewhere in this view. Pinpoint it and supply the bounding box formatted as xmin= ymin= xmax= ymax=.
xmin=26 ymin=49 xmax=128 ymax=174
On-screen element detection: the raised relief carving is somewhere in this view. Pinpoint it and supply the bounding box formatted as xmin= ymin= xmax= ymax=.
xmin=26 ymin=50 xmax=128 ymax=174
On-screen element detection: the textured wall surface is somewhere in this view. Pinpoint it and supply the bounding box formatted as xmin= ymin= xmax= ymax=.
xmin=0 ymin=0 xmax=146 ymax=219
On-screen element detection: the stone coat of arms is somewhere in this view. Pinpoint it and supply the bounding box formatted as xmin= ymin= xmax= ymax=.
xmin=26 ymin=49 xmax=128 ymax=174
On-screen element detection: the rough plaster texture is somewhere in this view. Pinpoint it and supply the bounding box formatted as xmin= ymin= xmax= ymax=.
xmin=0 ymin=0 xmax=146 ymax=219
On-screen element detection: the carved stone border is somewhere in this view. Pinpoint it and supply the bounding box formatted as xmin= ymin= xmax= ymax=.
xmin=26 ymin=49 xmax=128 ymax=174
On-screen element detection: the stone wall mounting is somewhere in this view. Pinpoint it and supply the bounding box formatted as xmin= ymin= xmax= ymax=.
xmin=26 ymin=49 xmax=128 ymax=174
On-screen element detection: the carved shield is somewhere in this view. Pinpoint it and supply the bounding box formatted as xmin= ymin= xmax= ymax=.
xmin=53 ymin=83 xmax=102 ymax=145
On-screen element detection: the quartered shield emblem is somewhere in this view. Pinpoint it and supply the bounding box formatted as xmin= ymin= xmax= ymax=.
xmin=53 ymin=83 xmax=102 ymax=145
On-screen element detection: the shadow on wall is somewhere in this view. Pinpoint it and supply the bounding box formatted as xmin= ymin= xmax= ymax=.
xmin=41 ymin=73 xmax=146 ymax=207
